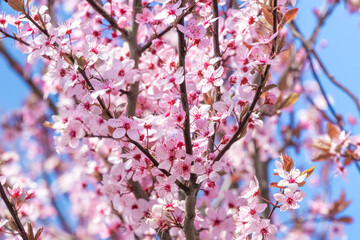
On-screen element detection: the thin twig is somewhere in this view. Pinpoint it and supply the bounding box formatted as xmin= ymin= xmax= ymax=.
xmin=138 ymin=4 xmax=196 ymax=55
xmin=177 ymin=13 xmax=192 ymax=156
xmin=309 ymin=2 xmax=338 ymax=45
xmin=138 ymin=25 xmax=172 ymax=55
xmin=306 ymin=53 xmax=342 ymax=128
xmin=86 ymin=0 xmax=129 ymax=38
xmin=212 ymin=0 xmax=279 ymax=164
xmin=0 ymin=184 xmax=29 ymax=240
xmin=78 ymin=68 xmax=113 ymax=119
xmin=289 ymin=22 xmax=342 ymax=128
xmin=0 ymin=43 xmax=58 ymax=115
xmin=0 ymin=29 xmax=30 ymax=46
xmin=207 ymin=0 xmax=221 ymax=154
xmin=25 ymin=13 xmax=50 ymax=37
xmin=310 ymin=49 xmax=360 ymax=116
xmin=126 ymin=135 xmax=189 ymax=193
xmin=177 ymin=1 xmax=199 ymax=239
xmin=267 ymin=201 xmax=279 ymax=219
xmin=212 ymin=64 xmax=270 ymax=164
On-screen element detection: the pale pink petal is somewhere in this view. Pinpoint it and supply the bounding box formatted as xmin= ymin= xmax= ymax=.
xmin=113 ymin=128 xmax=125 ymax=138
xmin=273 ymin=193 xmax=286 ymax=203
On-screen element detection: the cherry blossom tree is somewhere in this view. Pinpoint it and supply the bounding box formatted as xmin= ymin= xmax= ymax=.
xmin=0 ymin=0 xmax=358 ymax=239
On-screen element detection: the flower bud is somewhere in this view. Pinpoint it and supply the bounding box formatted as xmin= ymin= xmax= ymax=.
xmin=265 ymin=92 xmax=277 ymax=105
xmin=227 ymin=39 xmax=236 ymax=49
xmin=229 ymin=75 xmax=237 ymax=86
xmin=25 ymin=190 xmax=35 ymax=200
xmin=208 ymin=152 xmax=216 ymax=160
xmin=220 ymin=134 xmax=231 ymax=145
xmin=240 ymin=77 xmax=248 ymax=85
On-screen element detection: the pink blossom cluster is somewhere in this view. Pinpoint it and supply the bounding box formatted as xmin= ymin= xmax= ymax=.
xmin=0 ymin=0 xmax=357 ymax=238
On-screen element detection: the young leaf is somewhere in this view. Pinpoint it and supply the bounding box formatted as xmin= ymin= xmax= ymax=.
xmin=262 ymin=84 xmax=278 ymax=94
xmin=336 ymin=216 xmax=353 ymax=224
xmin=35 ymin=227 xmax=44 ymax=240
xmin=269 ymin=182 xmax=281 ymax=188
xmin=300 ymin=166 xmax=315 ymax=178
xmin=43 ymin=121 xmax=54 ymax=129
xmin=261 ymin=4 xmax=274 ymax=26
xmin=27 ymin=222 xmax=35 ymax=240
xmin=284 ymin=8 xmax=299 ymax=23
xmin=281 ymin=153 xmax=294 ymax=172
xmin=312 ymin=152 xmax=333 ymax=162
xmin=326 ymin=123 xmax=340 ymax=140
xmin=8 ymin=0 xmax=25 ymax=13
xmin=278 ymin=93 xmax=300 ymax=109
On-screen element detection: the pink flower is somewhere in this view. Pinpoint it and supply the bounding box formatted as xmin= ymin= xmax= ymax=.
xmin=328 ymin=221 xmax=346 ymax=239
xmin=25 ymin=190 xmax=35 ymax=200
xmin=104 ymin=59 xmax=135 ymax=84
xmin=27 ymin=28 xmax=58 ymax=64
xmin=242 ymin=177 xmax=260 ymax=199
xmin=0 ymin=13 xmax=10 ymax=29
xmin=203 ymin=207 xmax=234 ymax=238
xmin=275 ymin=161 xmax=306 ymax=189
xmin=177 ymin=19 xmax=206 ymax=39
xmin=60 ymin=121 xmax=85 ymax=148
xmin=273 ymin=187 xmax=305 ymax=212
xmin=190 ymin=105 xmax=211 ymax=122
xmin=84 ymin=35 xmax=109 ymax=64
xmin=158 ymin=67 xmax=184 ymax=91
xmin=8 ymin=183 xmax=23 ymax=198
xmin=154 ymin=1 xmax=185 ymax=24
xmin=251 ymin=219 xmax=278 ymax=240
xmin=155 ymin=176 xmax=178 ymax=200
xmin=248 ymin=113 xmax=264 ymax=129
xmin=265 ymin=92 xmax=277 ymax=105
xmin=238 ymin=199 xmax=267 ymax=222
xmin=193 ymin=161 xmax=221 ymax=184
xmin=108 ymin=117 xmax=139 ymax=141
xmin=198 ymin=66 xmax=224 ymax=93
xmin=173 ymin=156 xmax=193 ymax=180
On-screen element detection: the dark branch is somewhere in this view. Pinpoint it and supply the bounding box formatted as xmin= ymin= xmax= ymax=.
xmin=177 ymin=4 xmax=192 ymax=156
xmin=207 ymin=0 xmax=222 ymax=154
xmin=212 ymin=0 xmax=279 ymax=164
xmin=0 ymin=184 xmax=29 ymax=240
xmin=212 ymin=65 xmax=270 ymax=164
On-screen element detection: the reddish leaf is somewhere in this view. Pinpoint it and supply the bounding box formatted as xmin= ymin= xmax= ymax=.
xmin=330 ymin=191 xmax=352 ymax=215
xmin=312 ymin=152 xmax=333 ymax=162
xmin=297 ymin=181 xmax=306 ymax=187
xmin=281 ymin=153 xmax=294 ymax=172
xmin=261 ymin=4 xmax=274 ymax=26
xmin=312 ymin=139 xmax=332 ymax=151
xmin=8 ymin=0 xmax=25 ymax=12
xmin=344 ymin=156 xmax=353 ymax=166
xmin=301 ymin=166 xmax=316 ymax=178
xmin=43 ymin=121 xmax=54 ymax=129
xmin=269 ymin=182 xmax=281 ymax=188
xmin=277 ymin=93 xmax=300 ymax=109
xmin=284 ymin=8 xmax=298 ymax=23
xmin=327 ymin=123 xmax=340 ymax=140
xmin=336 ymin=216 xmax=353 ymax=224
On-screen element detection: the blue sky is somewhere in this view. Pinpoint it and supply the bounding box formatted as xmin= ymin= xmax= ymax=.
xmin=1 ymin=0 xmax=360 ymax=239
xmin=279 ymin=0 xmax=360 ymax=238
